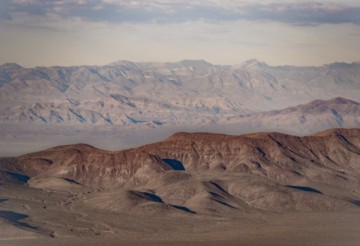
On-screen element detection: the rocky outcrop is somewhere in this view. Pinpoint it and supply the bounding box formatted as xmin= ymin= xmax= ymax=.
xmin=1 ymin=128 xmax=359 ymax=189
xmin=1 ymin=128 xmax=360 ymax=213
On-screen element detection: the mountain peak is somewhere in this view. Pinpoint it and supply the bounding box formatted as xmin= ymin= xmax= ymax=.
xmin=179 ymin=59 xmax=212 ymax=66
xmin=312 ymin=128 xmax=360 ymax=137
xmin=328 ymin=97 xmax=359 ymax=105
xmin=240 ymin=59 xmax=267 ymax=69
xmin=108 ymin=60 xmax=137 ymax=67
xmin=326 ymin=61 xmax=360 ymax=69
xmin=0 ymin=63 xmax=23 ymax=70
xmin=292 ymin=97 xmax=359 ymax=114
xmin=308 ymin=97 xmax=359 ymax=106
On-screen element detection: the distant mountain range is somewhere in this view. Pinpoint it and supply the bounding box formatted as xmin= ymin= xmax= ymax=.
xmin=0 ymin=60 xmax=359 ymax=133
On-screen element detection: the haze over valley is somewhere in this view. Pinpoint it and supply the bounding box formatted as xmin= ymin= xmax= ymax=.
xmin=1 ymin=60 xmax=359 ymax=156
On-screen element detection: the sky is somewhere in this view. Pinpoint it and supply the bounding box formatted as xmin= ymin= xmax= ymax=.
xmin=0 ymin=0 xmax=359 ymax=67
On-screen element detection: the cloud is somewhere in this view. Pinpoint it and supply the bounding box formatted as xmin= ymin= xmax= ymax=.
xmin=240 ymin=2 xmax=360 ymax=26
xmin=1 ymin=0 xmax=360 ymax=26
xmin=0 ymin=2 xmax=12 ymax=20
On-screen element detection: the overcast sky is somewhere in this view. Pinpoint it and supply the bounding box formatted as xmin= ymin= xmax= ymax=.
xmin=0 ymin=0 xmax=359 ymax=67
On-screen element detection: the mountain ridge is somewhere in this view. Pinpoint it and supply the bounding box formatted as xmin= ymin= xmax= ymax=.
xmin=0 ymin=58 xmax=359 ymax=130
xmin=0 ymin=128 xmax=359 ymax=215
xmin=3 ymin=59 xmax=360 ymax=69
xmin=220 ymin=97 xmax=360 ymax=135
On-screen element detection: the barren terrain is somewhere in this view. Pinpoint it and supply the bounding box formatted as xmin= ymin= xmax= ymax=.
xmin=0 ymin=129 xmax=360 ymax=245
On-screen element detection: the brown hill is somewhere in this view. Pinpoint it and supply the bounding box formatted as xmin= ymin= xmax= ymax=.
xmin=0 ymin=128 xmax=360 ymax=215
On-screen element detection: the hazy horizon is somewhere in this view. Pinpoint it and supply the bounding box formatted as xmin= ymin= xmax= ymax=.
xmin=2 ymin=57 xmax=360 ymax=69
xmin=4 ymin=53 xmax=359 ymax=68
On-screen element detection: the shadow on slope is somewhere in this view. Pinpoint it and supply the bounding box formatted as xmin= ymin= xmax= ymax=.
xmin=351 ymin=200 xmax=360 ymax=207
xmin=286 ymin=185 xmax=323 ymax=194
xmin=162 ymin=159 xmax=185 ymax=171
xmin=0 ymin=210 xmax=38 ymax=230
xmin=0 ymin=170 xmax=30 ymax=184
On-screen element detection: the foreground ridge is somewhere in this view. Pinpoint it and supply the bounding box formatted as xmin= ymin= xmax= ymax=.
xmin=0 ymin=128 xmax=359 ymax=242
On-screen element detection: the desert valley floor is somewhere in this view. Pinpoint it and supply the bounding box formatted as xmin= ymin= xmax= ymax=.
xmin=1 ymin=182 xmax=360 ymax=246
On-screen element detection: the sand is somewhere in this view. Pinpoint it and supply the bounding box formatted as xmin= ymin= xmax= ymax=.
xmin=1 ymin=183 xmax=359 ymax=246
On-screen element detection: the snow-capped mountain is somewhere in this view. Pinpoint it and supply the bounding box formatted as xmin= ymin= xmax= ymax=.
xmin=0 ymin=60 xmax=359 ymax=127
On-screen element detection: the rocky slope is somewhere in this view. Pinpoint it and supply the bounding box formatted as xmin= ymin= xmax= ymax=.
xmin=1 ymin=128 xmax=359 ymax=215
xmin=221 ymin=97 xmax=360 ymax=135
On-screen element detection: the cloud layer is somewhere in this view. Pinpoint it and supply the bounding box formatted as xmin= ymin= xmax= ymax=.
xmin=1 ymin=0 xmax=360 ymax=26
xmin=1 ymin=1 xmax=359 ymax=67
